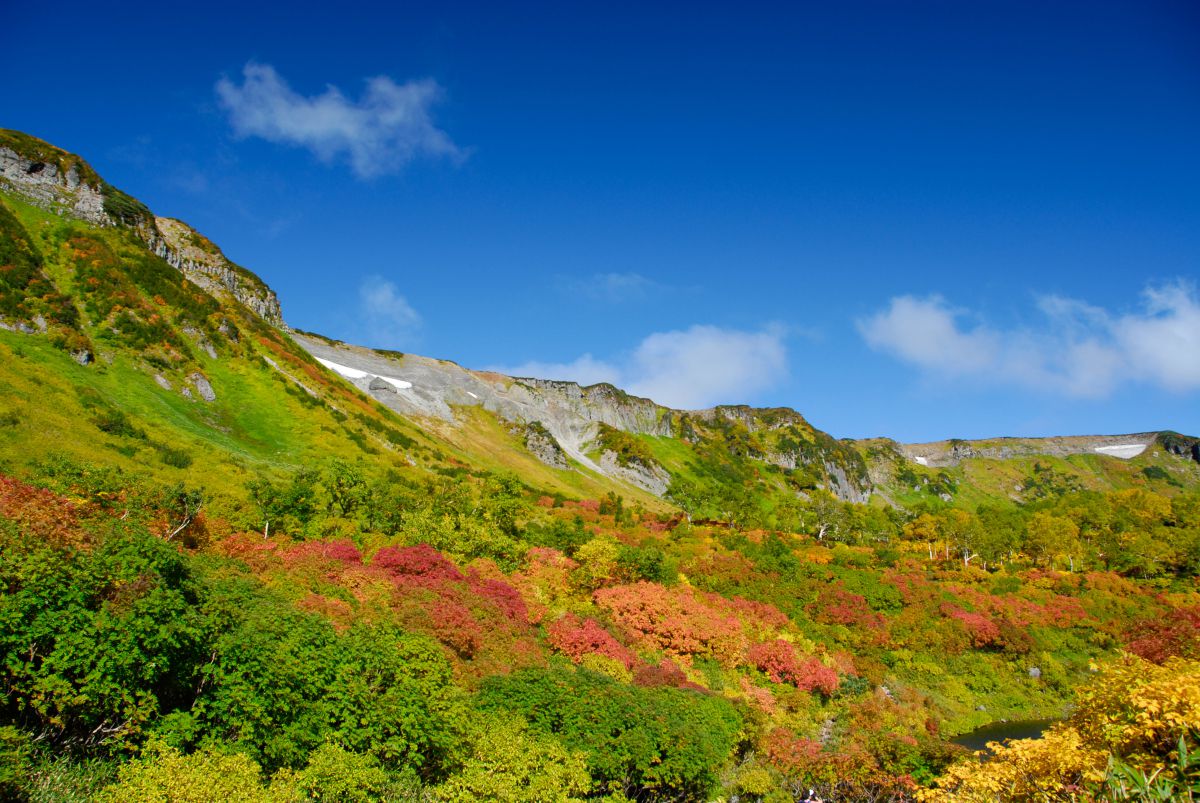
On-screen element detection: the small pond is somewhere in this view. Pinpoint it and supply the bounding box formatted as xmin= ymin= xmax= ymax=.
xmin=952 ymin=718 xmax=1060 ymax=754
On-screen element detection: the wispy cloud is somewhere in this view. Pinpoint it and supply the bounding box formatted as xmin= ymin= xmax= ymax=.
xmin=358 ymin=276 xmax=421 ymax=346
xmin=216 ymin=62 xmax=463 ymax=178
xmin=560 ymin=272 xmax=660 ymax=303
xmin=489 ymin=324 xmax=789 ymax=409
xmin=858 ymin=281 xmax=1200 ymax=397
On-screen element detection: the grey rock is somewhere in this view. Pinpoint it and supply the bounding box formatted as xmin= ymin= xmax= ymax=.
xmin=1028 ymin=666 xmax=1041 ymax=679
xmin=147 ymin=218 xmax=283 ymax=326
xmin=188 ymin=372 xmax=216 ymax=402
xmin=368 ymin=376 xmax=396 ymax=394
xmin=524 ymin=424 xmax=569 ymax=469
xmin=154 ymin=374 xmax=172 ymax=390
xmin=598 ymin=450 xmax=671 ymax=496
xmin=71 ymin=349 xmax=92 ymax=366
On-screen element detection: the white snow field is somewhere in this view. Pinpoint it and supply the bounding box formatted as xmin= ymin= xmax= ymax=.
xmin=315 ymin=357 xmax=413 ymax=390
xmin=1093 ymin=443 xmax=1148 ymax=459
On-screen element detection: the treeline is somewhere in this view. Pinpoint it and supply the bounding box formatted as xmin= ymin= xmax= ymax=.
xmin=673 ymin=472 xmax=1200 ymax=579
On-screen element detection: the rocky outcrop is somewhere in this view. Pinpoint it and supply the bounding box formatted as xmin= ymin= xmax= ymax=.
xmin=598 ymin=450 xmax=671 ymax=496
xmin=0 ymin=146 xmax=108 ymax=225
xmin=148 ymin=218 xmax=282 ymax=326
xmin=824 ymin=460 xmax=870 ymax=504
xmin=0 ymin=134 xmax=282 ymax=327
xmin=188 ymin=372 xmax=217 ymax=402
xmin=1159 ymin=432 xmax=1200 ymax=465
xmin=291 ymin=333 xmax=671 ymax=476
xmin=523 ymin=422 xmax=569 ymax=469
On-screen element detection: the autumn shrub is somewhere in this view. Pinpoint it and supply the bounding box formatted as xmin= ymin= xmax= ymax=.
xmin=0 ymin=474 xmax=84 ymax=547
xmin=372 ymin=543 xmax=463 ymax=583
xmin=947 ymin=609 xmax=1003 ymax=650
xmin=746 ymin=639 xmax=838 ymax=695
xmin=1126 ymin=605 xmax=1200 ymax=663
xmin=594 ymin=581 xmax=746 ymax=665
xmin=632 ymin=658 xmax=690 ymax=688
xmin=547 ymin=613 xmax=636 ymax=669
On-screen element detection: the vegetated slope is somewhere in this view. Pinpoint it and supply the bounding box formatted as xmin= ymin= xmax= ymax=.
xmin=4 ymin=127 xmax=1198 ymax=520
xmin=2 ymin=129 xmax=1200 ymax=802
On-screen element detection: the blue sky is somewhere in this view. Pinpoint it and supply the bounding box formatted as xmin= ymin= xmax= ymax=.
xmin=4 ymin=0 xmax=1198 ymax=441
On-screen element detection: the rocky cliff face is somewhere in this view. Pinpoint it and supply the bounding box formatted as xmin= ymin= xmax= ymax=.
xmin=0 ymin=133 xmax=282 ymax=327
xmin=0 ymin=145 xmax=108 ymax=225
xmin=149 ymin=218 xmax=283 ymax=325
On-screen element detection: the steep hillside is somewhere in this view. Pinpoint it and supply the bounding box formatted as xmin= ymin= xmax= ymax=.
xmin=3 ymin=127 xmax=1199 ymax=524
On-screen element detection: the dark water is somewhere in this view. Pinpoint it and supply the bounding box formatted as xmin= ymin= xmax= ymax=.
xmin=952 ymin=718 xmax=1059 ymax=753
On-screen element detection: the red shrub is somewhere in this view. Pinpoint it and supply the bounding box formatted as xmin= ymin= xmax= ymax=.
xmin=794 ymin=657 xmax=840 ymax=696
xmin=812 ymin=587 xmax=885 ymax=629
xmin=467 ymin=569 xmax=529 ymax=623
xmin=763 ymin=728 xmax=825 ymax=775
xmin=283 ymin=538 xmax=362 ymax=566
xmin=547 ymin=613 xmax=636 ymax=669
xmin=747 ymin=640 xmax=840 ymax=695
xmin=633 ymin=658 xmax=689 ymax=688
xmin=748 ymin=639 xmax=802 ymax=684
xmin=740 ymin=676 xmax=777 ymax=713
xmin=0 ymin=475 xmax=83 ymax=546
xmin=373 ymin=544 xmax=463 ymax=582
xmin=948 ymin=609 xmax=1002 ymax=649
xmin=1127 ymin=606 xmax=1200 ymax=663
xmin=428 ymin=598 xmax=482 ymax=658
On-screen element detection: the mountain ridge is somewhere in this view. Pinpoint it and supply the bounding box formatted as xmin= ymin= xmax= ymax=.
xmin=2 ymin=127 xmax=1197 ymax=510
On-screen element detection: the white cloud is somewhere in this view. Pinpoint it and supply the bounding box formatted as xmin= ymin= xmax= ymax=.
xmin=359 ymin=276 xmax=421 ymax=346
xmin=625 ymin=325 xmax=788 ymax=408
xmin=216 ymin=62 xmax=462 ymax=178
xmin=489 ymin=324 xmax=788 ymax=409
xmin=858 ymin=282 xmax=1200 ymax=398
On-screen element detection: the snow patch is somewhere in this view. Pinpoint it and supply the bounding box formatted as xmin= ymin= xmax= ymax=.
xmin=467 ymin=391 xmax=478 ymax=399
xmin=375 ymin=375 xmax=413 ymax=390
xmin=913 ymin=455 xmax=928 ymax=466
xmin=315 ymin=356 xmax=412 ymax=389
xmin=316 ymin=357 xmax=369 ymax=379
xmin=1094 ymin=444 xmax=1147 ymax=460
